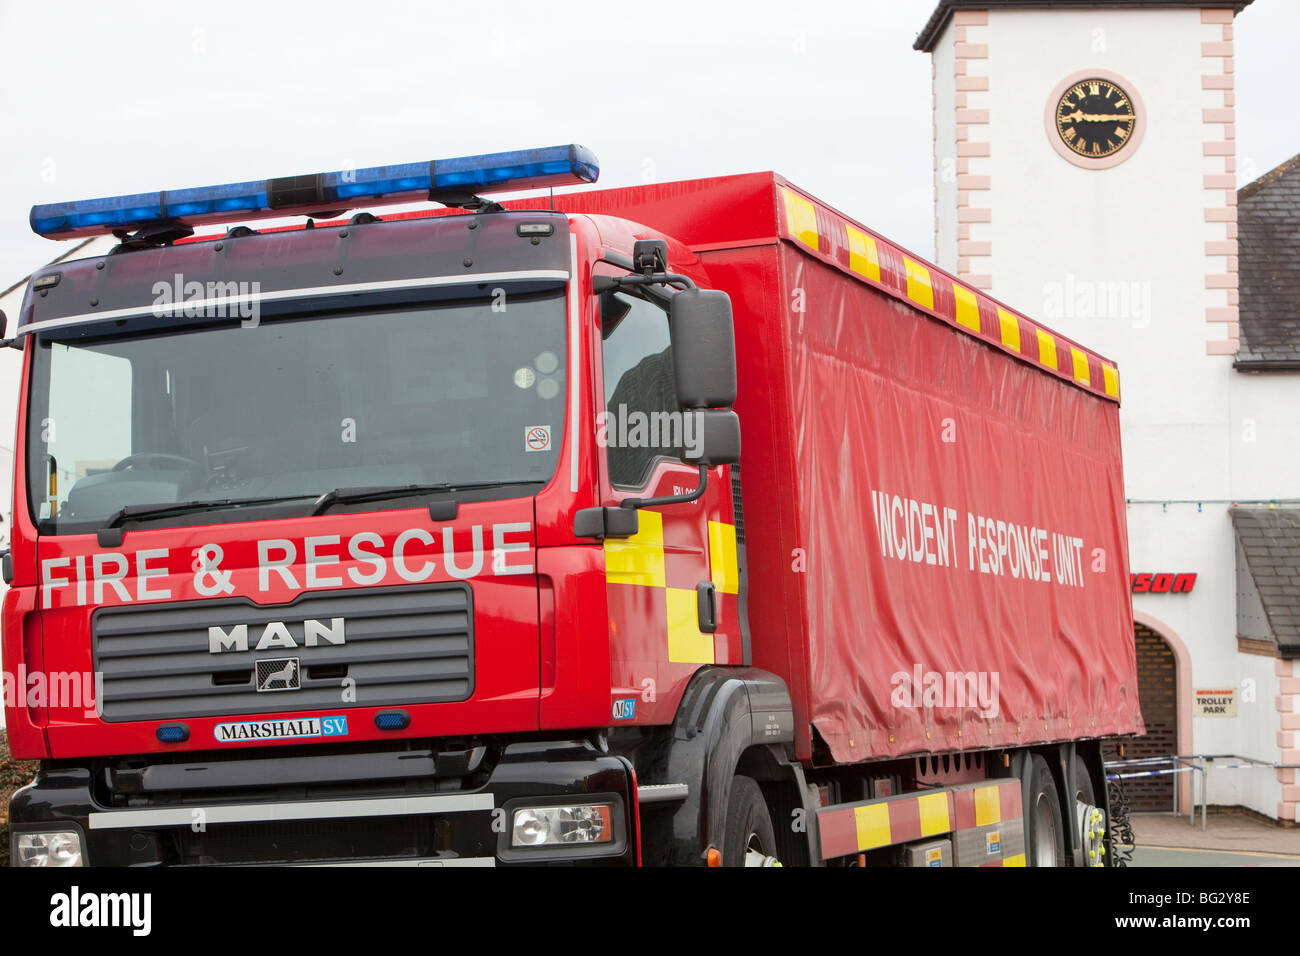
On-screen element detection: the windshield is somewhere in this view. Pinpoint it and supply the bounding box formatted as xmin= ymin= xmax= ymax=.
xmin=27 ymin=287 xmax=567 ymax=533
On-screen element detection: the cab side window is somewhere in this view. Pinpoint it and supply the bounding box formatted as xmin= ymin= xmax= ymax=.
xmin=600 ymin=290 xmax=682 ymax=487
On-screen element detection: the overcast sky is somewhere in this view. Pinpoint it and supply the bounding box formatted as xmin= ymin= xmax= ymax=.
xmin=1 ymin=0 xmax=1297 ymax=286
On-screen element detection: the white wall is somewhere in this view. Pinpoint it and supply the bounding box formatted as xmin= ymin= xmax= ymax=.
xmin=1229 ymin=654 xmax=1281 ymax=816
xmin=1229 ymin=372 xmax=1300 ymax=496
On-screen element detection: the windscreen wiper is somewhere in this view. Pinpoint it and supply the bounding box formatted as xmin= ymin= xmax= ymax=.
xmin=103 ymin=494 xmax=317 ymax=530
xmin=311 ymin=480 xmax=545 ymax=515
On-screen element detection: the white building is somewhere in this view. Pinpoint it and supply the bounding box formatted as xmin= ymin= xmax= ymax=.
xmin=918 ymin=0 xmax=1300 ymax=820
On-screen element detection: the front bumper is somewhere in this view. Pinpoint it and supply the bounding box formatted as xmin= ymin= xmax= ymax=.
xmin=9 ymin=739 xmax=637 ymax=866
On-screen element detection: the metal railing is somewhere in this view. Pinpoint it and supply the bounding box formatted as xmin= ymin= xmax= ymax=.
xmin=1105 ymin=753 xmax=1300 ymax=832
xmin=1105 ymin=756 xmax=1207 ymax=829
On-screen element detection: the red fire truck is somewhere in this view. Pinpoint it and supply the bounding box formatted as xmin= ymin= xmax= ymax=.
xmin=3 ymin=145 xmax=1140 ymax=867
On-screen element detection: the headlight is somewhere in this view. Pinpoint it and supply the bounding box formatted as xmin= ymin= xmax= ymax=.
xmin=14 ymin=830 xmax=84 ymax=867
xmin=511 ymin=804 xmax=614 ymax=847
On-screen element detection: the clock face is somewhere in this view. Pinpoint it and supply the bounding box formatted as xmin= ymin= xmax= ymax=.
xmin=1054 ymin=78 xmax=1138 ymax=159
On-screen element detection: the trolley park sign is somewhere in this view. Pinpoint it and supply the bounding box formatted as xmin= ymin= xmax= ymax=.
xmin=1130 ymin=571 xmax=1196 ymax=594
xmin=1194 ymin=688 xmax=1237 ymax=718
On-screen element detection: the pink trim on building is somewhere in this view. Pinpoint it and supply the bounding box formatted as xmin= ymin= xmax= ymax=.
xmin=932 ymin=52 xmax=939 ymax=270
xmin=952 ymin=9 xmax=991 ymax=291
xmin=1202 ymin=9 xmax=1239 ymax=357
xmin=1279 ymin=659 xmax=1297 ymax=823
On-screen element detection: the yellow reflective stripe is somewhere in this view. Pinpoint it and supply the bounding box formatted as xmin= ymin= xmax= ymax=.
xmin=1002 ymin=853 xmax=1026 ymax=867
xmin=902 ymin=256 xmax=934 ymax=311
xmin=666 ymin=587 xmax=713 ymax=663
xmin=605 ymin=511 xmax=716 ymax=665
xmin=1071 ymin=347 xmax=1091 ymax=385
xmin=953 ymin=283 xmax=980 ymax=332
xmin=974 ymin=785 xmax=1002 ymax=827
xmin=1035 ymin=328 xmax=1058 ymax=370
xmin=708 ymin=520 xmax=739 ymax=595
xmin=1102 ymin=363 xmax=1120 ymax=398
xmin=604 ymin=509 xmax=665 ymax=588
xmin=780 ymin=188 xmax=820 ymax=250
xmin=917 ymin=792 xmax=951 ymax=837
xmin=845 ymin=225 xmax=881 ymax=283
xmin=997 ymin=307 xmax=1021 ymax=352
xmin=854 ymin=803 xmax=892 ymax=851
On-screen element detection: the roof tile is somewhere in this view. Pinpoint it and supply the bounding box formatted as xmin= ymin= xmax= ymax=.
xmin=1237 ymin=153 xmax=1300 ymax=367
xmin=1231 ymin=508 xmax=1300 ymax=657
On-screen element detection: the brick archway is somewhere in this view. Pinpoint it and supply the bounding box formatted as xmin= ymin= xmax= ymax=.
xmin=1126 ymin=623 xmax=1178 ymax=809
xmin=1131 ymin=612 xmax=1193 ymax=811
xmin=1102 ymin=613 xmax=1193 ymax=811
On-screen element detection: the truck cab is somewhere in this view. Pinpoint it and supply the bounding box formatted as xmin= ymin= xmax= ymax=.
xmin=5 ymin=146 xmax=784 ymax=867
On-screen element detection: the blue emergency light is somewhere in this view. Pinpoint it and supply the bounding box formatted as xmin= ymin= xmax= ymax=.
xmin=30 ymin=144 xmax=599 ymax=240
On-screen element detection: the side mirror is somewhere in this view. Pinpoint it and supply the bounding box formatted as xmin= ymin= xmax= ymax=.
xmin=683 ymin=410 xmax=741 ymax=467
xmin=669 ymin=289 xmax=736 ymax=410
xmin=0 ymin=309 xmax=21 ymax=350
xmin=574 ymin=506 xmax=640 ymax=540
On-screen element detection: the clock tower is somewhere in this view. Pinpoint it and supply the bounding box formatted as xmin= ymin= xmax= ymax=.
xmin=915 ymin=1 xmax=1300 ymax=824
xmin=915 ymin=0 xmax=1248 ymax=363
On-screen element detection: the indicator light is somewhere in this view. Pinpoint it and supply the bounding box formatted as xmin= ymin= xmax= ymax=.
xmin=374 ymin=710 xmax=410 ymax=731
xmin=156 ymin=723 xmax=190 ymax=743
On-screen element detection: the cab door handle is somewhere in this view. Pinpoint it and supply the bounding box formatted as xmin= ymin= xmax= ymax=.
xmin=696 ymin=581 xmax=717 ymax=634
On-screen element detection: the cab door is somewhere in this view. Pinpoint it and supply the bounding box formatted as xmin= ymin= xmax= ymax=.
xmin=594 ymin=283 xmax=742 ymax=727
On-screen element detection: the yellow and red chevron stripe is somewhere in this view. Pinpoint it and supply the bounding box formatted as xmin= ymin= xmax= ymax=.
xmin=604 ymin=511 xmax=740 ymax=665
xmin=775 ymin=184 xmax=1120 ymax=404
xmin=817 ymin=779 xmax=1024 ymax=866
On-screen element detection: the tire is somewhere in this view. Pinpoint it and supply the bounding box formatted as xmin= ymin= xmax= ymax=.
xmin=722 ymin=775 xmax=778 ymax=867
xmin=1074 ymin=753 xmax=1107 ymax=868
xmin=1027 ymin=754 xmax=1066 ymax=867
xmin=1073 ymin=754 xmax=1097 ymax=806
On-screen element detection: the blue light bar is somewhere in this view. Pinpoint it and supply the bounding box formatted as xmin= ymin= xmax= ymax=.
xmin=30 ymin=144 xmax=599 ymax=240
xmin=163 ymin=180 xmax=268 ymax=218
xmin=328 ymin=163 xmax=431 ymax=202
xmin=432 ymin=145 xmax=600 ymax=192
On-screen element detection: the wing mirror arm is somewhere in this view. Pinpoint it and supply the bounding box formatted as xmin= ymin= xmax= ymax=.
xmin=571 ymin=466 xmax=709 ymax=540
xmin=621 ymin=464 xmax=708 ymax=510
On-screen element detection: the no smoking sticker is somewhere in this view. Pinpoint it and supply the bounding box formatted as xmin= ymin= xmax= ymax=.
xmin=525 ymin=425 xmax=552 ymax=452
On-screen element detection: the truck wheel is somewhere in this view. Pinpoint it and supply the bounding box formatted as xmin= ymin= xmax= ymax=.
xmin=1027 ymin=755 xmax=1065 ymax=867
xmin=1073 ymin=754 xmax=1096 ymax=805
xmin=1073 ymin=754 xmax=1106 ymax=867
xmin=723 ymin=775 xmax=779 ymax=867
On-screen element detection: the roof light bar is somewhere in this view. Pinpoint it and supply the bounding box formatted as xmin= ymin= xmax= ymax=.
xmin=30 ymin=144 xmax=599 ymax=240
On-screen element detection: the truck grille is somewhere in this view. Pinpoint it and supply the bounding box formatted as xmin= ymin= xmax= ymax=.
xmin=93 ymin=584 xmax=474 ymax=722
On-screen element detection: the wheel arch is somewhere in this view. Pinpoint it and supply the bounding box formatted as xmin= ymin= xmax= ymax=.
xmin=648 ymin=665 xmax=816 ymax=865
